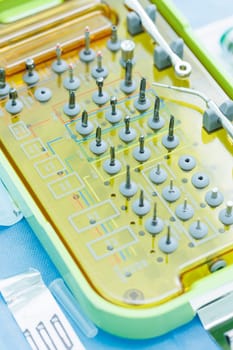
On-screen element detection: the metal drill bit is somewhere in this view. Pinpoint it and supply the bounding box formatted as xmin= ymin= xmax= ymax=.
xmin=103 ymin=145 xmax=121 ymax=173
xmin=166 ymin=226 xmax=171 ymax=245
xmin=124 ymin=116 xmax=131 ymax=134
xmin=63 ymin=88 xmax=80 ymax=117
xmin=125 ymin=60 xmax=133 ymax=86
xmin=156 ymin=163 xmax=161 ymax=175
xmin=152 ymin=203 xmax=157 ymax=223
xmin=219 ymin=201 xmax=233 ymax=225
xmin=9 ymin=88 xmax=18 ymax=106
xmin=92 ymin=76 xmax=108 ymax=105
xmin=90 ymin=126 xmax=107 ymax=154
xmin=5 ymin=87 xmax=23 ymax=114
xmin=0 ymin=68 xmax=6 ymax=89
xmin=96 ymin=51 xmax=103 ymax=72
xmin=196 ymin=218 xmax=201 ymax=230
xmin=55 ymin=43 xmax=62 ymax=65
xmin=109 ymin=146 xmax=116 ymax=166
xmin=96 ymin=126 xmax=102 ymax=146
xmin=52 ymin=42 xmax=68 ymax=73
xmin=183 ymin=198 xmax=188 ymax=211
xmin=134 ymin=77 xmax=150 ymax=111
xmin=139 ymin=190 xmax=144 ymax=207
xmin=110 ymin=96 xmax=117 ymax=115
xmin=68 ymin=64 xmax=74 ymax=83
xmin=68 ymin=90 xmax=76 ymax=109
xmin=25 ymin=58 xmax=35 ymax=76
xmin=133 ymin=134 xmax=150 ymax=162
xmin=153 ymin=96 xmax=160 ymax=122
xmin=23 ymin=57 xmax=40 ymax=85
xmin=96 ymin=77 xmax=104 ymax=97
xmin=138 ymin=77 xmax=146 ymax=104
xmin=162 ymin=115 xmax=179 ymax=150
xmin=81 ymin=110 xmax=88 ymax=127
xmin=211 ymin=188 xmax=218 ymax=199
xmin=226 ymin=202 xmax=233 ymax=217
xmin=110 ymin=25 xmax=118 ymax=44
xmin=139 ymin=135 xmax=145 ymax=153
xmin=107 ymin=25 xmax=121 ymax=52
xmin=169 ymin=179 xmax=174 ymax=193
xmin=84 ymin=27 xmax=91 ymax=54
xmin=120 ymin=164 xmax=137 ymax=198
xmin=168 ymin=115 xmax=175 ymax=141
xmin=121 ymin=40 xmax=135 ymax=65
xmin=125 ymin=165 xmax=131 ymax=189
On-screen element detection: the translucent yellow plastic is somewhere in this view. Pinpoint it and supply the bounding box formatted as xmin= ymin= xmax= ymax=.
xmin=0 ymin=0 xmax=232 ymax=338
xmin=0 ymin=0 xmax=115 ymax=75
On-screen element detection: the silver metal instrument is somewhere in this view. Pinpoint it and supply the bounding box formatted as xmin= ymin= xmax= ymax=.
xmin=125 ymin=0 xmax=192 ymax=79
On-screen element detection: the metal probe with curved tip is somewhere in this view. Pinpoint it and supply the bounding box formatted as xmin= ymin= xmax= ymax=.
xmin=124 ymin=0 xmax=192 ymax=79
xmin=152 ymin=82 xmax=233 ymax=140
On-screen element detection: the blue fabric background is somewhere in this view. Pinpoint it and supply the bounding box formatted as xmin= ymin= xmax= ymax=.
xmin=0 ymin=220 xmax=219 ymax=349
xmin=173 ymin=0 xmax=233 ymax=27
